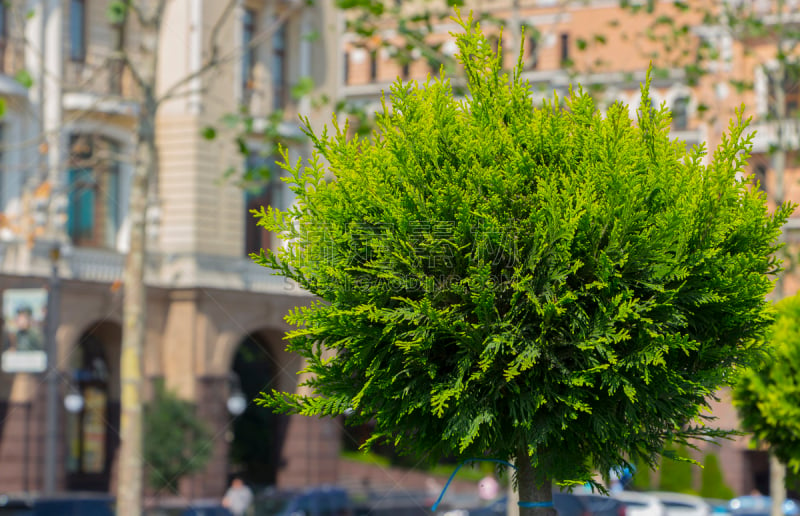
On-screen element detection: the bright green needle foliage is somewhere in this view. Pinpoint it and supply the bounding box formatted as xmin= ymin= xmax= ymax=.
xmin=254 ymin=13 xmax=792 ymax=488
xmin=734 ymin=294 xmax=800 ymax=473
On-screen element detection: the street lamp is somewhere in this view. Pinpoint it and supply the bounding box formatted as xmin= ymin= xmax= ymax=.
xmin=63 ymin=382 xmax=84 ymax=414
xmin=226 ymin=374 xmax=247 ymax=417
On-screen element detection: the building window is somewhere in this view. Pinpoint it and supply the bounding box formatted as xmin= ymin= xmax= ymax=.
xmin=672 ymin=96 xmax=690 ymax=130
xmin=69 ymin=0 xmax=87 ymax=62
xmin=242 ymin=9 xmax=256 ymax=97
xmin=560 ymin=33 xmax=570 ymax=65
xmin=272 ymin=22 xmax=287 ymax=110
xmin=0 ymin=2 xmax=7 ymax=73
xmin=109 ymin=12 xmax=126 ymax=95
xmin=768 ymin=64 xmax=800 ymax=118
xmin=401 ymin=60 xmax=410 ymax=80
xmin=527 ymin=36 xmax=539 ymax=70
xmin=67 ymin=135 xmax=122 ymax=249
xmin=369 ymin=49 xmax=378 ymax=82
xmin=343 ymin=51 xmax=350 ymax=84
xmin=244 ymin=154 xmax=285 ymax=256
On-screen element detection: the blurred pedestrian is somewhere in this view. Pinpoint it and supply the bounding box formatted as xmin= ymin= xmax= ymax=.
xmin=222 ymin=476 xmax=253 ymax=516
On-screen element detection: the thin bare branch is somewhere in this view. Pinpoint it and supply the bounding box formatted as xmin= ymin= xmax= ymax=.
xmin=209 ymin=0 xmax=240 ymax=58
xmin=157 ymin=4 xmax=303 ymax=105
xmin=152 ymin=0 xmax=169 ymax=27
xmin=122 ymin=52 xmax=149 ymax=93
xmin=122 ymin=0 xmax=147 ymax=26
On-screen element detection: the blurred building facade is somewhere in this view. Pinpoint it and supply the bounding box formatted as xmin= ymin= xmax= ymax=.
xmin=0 ymin=0 xmax=342 ymax=497
xmin=339 ymin=0 xmax=800 ymax=497
xmin=3 ymin=0 xmax=799 ymax=501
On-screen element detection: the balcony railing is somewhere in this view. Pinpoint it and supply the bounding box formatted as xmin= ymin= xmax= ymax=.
xmin=0 ymin=239 xmax=303 ymax=296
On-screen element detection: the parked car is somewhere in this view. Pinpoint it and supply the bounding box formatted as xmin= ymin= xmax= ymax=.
xmin=460 ymin=496 xmax=506 ymax=516
xmin=703 ymin=499 xmax=731 ymax=516
xmin=254 ymin=486 xmax=352 ymax=516
xmin=0 ymin=493 xmax=115 ymax=516
xmin=144 ymin=498 xmax=233 ymax=516
xmin=553 ymin=492 xmax=627 ymax=516
xmin=442 ymin=491 xmax=626 ymax=516
xmin=613 ymin=491 xmax=667 ymax=516
xmin=648 ymin=492 xmax=711 ymax=516
xmin=728 ymin=496 xmax=799 ymax=516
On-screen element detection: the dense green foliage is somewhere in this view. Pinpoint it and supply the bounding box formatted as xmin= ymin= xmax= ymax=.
xmin=255 ymin=15 xmax=792 ymax=488
xmin=143 ymin=381 xmax=211 ymax=494
xmin=734 ymin=294 xmax=800 ymax=473
xmin=700 ymin=453 xmax=735 ymax=500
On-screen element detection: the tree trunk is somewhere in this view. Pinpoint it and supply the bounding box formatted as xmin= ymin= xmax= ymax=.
xmin=117 ymin=109 xmax=155 ymax=516
xmin=768 ymin=24 xmax=788 ymax=516
xmin=516 ymin=448 xmax=557 ymax=516
xmin=117 ymin=9 xmax=160 ymax=516
xmin=770 ymin=453 xmax=786 ymax=516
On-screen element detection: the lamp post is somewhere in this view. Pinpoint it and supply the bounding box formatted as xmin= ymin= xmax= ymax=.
xmin=64 ymin=383 xmax=84 ymax=414
xmin=43 ymin=244 xmax=61 ymax=495
xmin=227 ymin=373 xmax=246 ymax=418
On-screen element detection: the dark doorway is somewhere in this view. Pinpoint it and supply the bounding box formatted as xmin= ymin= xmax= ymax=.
xmin=65 ymin=322 xmax=121 ymax=492
xmin=746 ymin=450 xmax=770 ymax=496
xmin=230 ymin=332 xmax=287 ymax=486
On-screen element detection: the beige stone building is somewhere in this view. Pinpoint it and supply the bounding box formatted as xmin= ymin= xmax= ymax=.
xmin=340 ymin=0 xmax=800 ymax=497
xmin=0 ymin=0 xmax=343 ymax=497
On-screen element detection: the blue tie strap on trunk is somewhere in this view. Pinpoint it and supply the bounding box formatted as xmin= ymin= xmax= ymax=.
xmin=430 ymin=458 xmax=554 ymax=511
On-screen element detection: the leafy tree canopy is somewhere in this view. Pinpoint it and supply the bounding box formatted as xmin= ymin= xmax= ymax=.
xmin=256 ymin=13 xmax=792 ymax=490
xmin=734 ymin=294 xmax=800 ymax=473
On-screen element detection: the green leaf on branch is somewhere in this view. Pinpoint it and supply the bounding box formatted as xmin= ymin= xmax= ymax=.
xmin=14 ymin=70 xmax=33 ymax=89
xmin=107 ymin=1 xmax=128 ymax=24
xmin=201 ymin=126 xmax=216 ymax=140
xmin=291 ymin=76 xmax=315 ymax=100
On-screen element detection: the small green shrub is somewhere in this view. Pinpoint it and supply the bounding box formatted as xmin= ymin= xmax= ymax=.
xmin=700 ymin=453 xmax=735 ymax=500
xmin=257 ymin=11 xmax=792 ymax=492
xmin=143 ymin=380 xmax=211 ymax=494
xmin=658 ymin=444 xmax=698 ymax=495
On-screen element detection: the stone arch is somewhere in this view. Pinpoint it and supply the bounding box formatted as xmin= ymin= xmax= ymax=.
xmin=210 ymin=311 xmax=298 ymax=382
xmin=227 ymin=328 xmax=296 ymax=486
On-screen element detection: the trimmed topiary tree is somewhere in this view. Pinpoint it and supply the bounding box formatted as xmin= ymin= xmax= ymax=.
xmin=734 ymin=294 xmax=800 ymax=473
xmin=255 ymin=13 xmax=792 ymax=515
xmin=658 ymin=444 xmax=697 ymax=495
xmin=143 ymin=380 xmax=212 ymax=495
xmin=700 ymin=453 xmax=735 ymax=500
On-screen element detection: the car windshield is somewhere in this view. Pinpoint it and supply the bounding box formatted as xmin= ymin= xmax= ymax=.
xmin=662 ymin=502 xmax=696 ymax=509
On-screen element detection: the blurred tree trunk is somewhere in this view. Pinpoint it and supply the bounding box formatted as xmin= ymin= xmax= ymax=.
xmin=118 ymin=3 xmax=163 ymax=515
xmin=771 ymin=454 xmax=786 ymax=516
